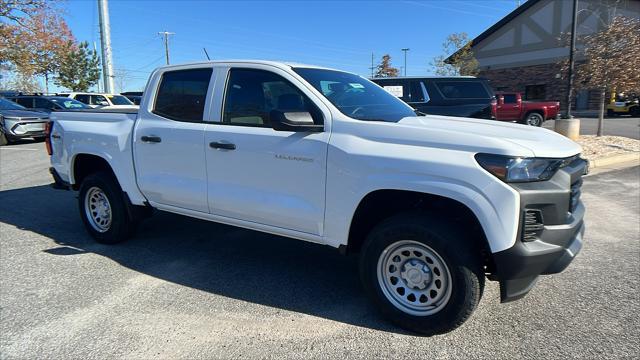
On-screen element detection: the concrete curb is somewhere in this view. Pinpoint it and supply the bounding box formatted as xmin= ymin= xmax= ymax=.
xmin=589 ymin=152 xmax=640 ymax=169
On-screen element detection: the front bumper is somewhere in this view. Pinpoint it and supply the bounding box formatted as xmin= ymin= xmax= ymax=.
xmin=1 ymin=118 xmax=48 ymax=138
xmin=492 ymin=157 xmax=587 ymax=302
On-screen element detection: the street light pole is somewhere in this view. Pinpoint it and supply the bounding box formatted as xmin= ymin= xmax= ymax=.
xmin=565 ymin=0 xmax=578 ymax=118
xmin=401 ymin=48 xmax=410 ymax=76
xmin=158 ymin=31 xmax=175 ymax=65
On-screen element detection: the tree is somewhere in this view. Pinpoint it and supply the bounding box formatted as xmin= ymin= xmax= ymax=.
xmin=562 ymin=16 xmax=640 ymax=136
xmin=19 ymin=9 xmax=73 ymax=92
xmin=374 ymin=54 xmax=399 ymax=78
xmin=56 ymin=41 xmax=100 ymax=91
xmin=431 ymin=32 xmax=479 ymax=76
xmin=1 ymin=4 xmax=73 ymax=92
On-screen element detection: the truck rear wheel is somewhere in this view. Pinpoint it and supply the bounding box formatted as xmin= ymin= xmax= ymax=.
xmin=78 ymin=171 xmax=137 ymax=244
xmin=359 ymin=213 xmax=483 ymax=335
xmin=524 ymin=112 xmax=543 ymax=126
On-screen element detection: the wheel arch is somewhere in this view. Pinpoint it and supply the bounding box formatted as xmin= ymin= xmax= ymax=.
xmin=524 ymin=109 xmax=546 ymax=120
xmin=346 ymin=189 xmax=495 ymax=271
xmin=70 ymin=152 xmax=119 ymax=190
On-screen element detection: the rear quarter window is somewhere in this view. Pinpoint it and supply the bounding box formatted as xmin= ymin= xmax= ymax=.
xmin=153 ymin=68 xmax=213 ymax=122
xmin=435 ymin=81 xmax=490 ymax=99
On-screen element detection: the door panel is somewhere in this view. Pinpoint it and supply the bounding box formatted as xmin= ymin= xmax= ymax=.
xmin=134 ymin=117 xmax=208 ymax=212
xmin=205 ymin=67 xmax=329 ymax=235
xmin=133 ymin=67 xmax=214 ymax=212
xmin=205 ymin=126 xmax=328 ymax=234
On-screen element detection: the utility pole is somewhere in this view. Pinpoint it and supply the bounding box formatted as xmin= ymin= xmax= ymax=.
xmin=158 ymin=31 xmax=175 ymax=65
xmin=97 ymin=0 xmax=115 ymax=93
xmin=401 ymin=48 xmax=410 ymax=76
xmin=565 ymin=0 xmax=578 ymax=119
xmin=369 ymin=53 xmax=375 ymax=78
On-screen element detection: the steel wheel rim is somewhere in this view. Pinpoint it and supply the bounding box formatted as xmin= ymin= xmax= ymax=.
xmin=377 ymin=240 xmax=452 ymax=316
xmin=84 ymin=186 xmax=112 ymax=233
xmin=528 ymin=114 xmax=542 ymax=126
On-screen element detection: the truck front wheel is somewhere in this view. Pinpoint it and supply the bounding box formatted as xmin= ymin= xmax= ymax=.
xmin=78 ymin=171 xmax=137 ymax=244
xmin=359 ymin=213 xmax=484 ymax=335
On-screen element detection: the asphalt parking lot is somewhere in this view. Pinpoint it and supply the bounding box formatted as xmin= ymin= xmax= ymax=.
xmin=1 ymin=141 xmax=639 ymax=359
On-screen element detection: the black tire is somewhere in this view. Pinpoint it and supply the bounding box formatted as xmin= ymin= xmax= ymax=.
xmin=0 ymin=132 xmax=9 ymax=146
xmin=359 ymin=212 xmax=484 ymax=336
xmin=607 ymin=109 xmax=616 ymax=118
xmin=524 ymin=112 xmax=543 ymax=126
xmin=78 ymin=171 xmax=137 ymax=244
xmin=630 ymin=106 xmax=640 ymax=117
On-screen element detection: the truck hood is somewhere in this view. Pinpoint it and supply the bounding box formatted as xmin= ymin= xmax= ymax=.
xmin=397 ymin=115 xmax=581 ymax=158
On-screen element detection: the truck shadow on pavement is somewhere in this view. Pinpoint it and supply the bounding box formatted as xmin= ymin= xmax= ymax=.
xmin=0 ymin=184 xmax=408 ymax=334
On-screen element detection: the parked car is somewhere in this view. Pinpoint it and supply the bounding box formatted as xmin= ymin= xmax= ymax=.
xmin=48 ymin=60 xmax=586 ymax=335
xmin=495 ymin=92 xmax=560 ymax=126
xmin=0 ymin=97 xmax=50 ymax=146
xmin=370 ymin=76 xmax=496 ymax=119
xmin=8 ymin=95 xmax=90 ymax=113
xmin=607 ymin=93 xmax=639 ymax=117
xmin=58 ymin=92 xmax=138 ymax=109
xmin=121 ymin=91 xmax=143 ymax=105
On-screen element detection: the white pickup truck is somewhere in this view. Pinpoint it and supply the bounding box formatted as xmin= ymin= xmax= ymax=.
xmin=48 ymin=60 xmax=587 ymax=335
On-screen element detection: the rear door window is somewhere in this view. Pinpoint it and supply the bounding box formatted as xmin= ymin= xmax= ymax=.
xmin=14 ymin=97 xmax=34 ymax=108
xmin=153 ymin=68 xmax=213 ymax=122
xmin=74 ymin=94 xmax=90 ymax=104
xmin=503 ymin=94 xmax=517 ymax=104
xmin=34 ymin=98 xmax=56 ymax=109
xmin=435 ymin=81 xmax=490 ymax=99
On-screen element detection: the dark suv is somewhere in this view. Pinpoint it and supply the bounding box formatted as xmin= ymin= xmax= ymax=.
xmin=370 ymin=77 xmax=496 ymax=119
xmin=8 ymin=95 xmax=89 ymax=114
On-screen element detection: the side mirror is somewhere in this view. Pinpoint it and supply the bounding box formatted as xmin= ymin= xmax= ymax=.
xmin=270 ymin=110 xmax=323 ymax=132
xmin=98 ymin=101 xmax=109 ymax=106
xmin=497 ymin=96 xmax=504 ymax=105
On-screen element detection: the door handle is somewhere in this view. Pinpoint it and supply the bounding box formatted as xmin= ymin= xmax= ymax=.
xmin=141 ymin=135 xmax=161 ymax=143
xmin=209 ymin=141 xmax=236 ymax=150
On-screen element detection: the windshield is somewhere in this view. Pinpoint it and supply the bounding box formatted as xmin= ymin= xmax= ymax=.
xmin=49 ymin=97 xmax=89 ymax=109
xmin=293 ymin=68 xmax=416 ymax=122
xmin=0 ymin=97 xmax=27 ymax=110
xmin=108 ymin=95 xmax=134 ymax=105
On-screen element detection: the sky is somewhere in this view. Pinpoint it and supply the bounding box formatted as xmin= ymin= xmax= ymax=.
xmin=60 ymin=0 xmax=520 ymax=92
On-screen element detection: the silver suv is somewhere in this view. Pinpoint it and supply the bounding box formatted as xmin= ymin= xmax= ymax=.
xmin=0 ymin=97 xmax=50 ymax=146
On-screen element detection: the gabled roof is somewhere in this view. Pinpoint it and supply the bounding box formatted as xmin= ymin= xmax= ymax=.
xmin=445 ymin=0 xmax=542 ymax=63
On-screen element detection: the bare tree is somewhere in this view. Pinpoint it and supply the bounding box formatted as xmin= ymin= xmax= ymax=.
xmin=431 ymin=32 xmax=479 ymax=76
xmin=114 ymin=68 xmax=130 ymax=93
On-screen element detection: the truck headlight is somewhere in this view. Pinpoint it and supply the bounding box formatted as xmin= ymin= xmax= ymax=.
xmin=475 ymin=153 xmax=563 ymax=182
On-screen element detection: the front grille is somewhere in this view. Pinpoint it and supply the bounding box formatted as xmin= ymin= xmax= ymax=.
xmin=570 ymin=179 xmax=582 ymax=212
xmin=523 ymin=209 xmax=544 ymax=242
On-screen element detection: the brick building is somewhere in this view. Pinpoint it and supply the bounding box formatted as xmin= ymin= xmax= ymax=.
xmin=451 ymin=0 xmax=639 ymax=111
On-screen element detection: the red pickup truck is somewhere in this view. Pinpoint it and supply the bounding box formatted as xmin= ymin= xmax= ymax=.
xmin=494 ymin=92 xmax=560 ymax=126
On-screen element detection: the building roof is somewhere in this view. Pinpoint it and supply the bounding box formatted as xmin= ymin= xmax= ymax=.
xmin=445 ymin=0 xmax=542 ymax=63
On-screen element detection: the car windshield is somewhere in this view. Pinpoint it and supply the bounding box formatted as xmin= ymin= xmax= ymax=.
xmin=0 ymin=97 xmax=27 ymax=110
xmin=108 ymin=95 xmax=134 ymax=105
xmin=293 ymin=68 xmax=416 ymax=122
xmin=49 ymin=97 xmax=89 ymax=109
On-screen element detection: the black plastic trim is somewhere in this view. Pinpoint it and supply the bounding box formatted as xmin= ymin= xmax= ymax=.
xmin=492 ymin=158 xmax=587 ymax=302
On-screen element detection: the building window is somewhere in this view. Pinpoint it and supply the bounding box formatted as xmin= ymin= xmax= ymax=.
xmin=525 ymin=85 xmax=546 ymax=100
